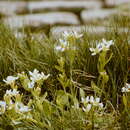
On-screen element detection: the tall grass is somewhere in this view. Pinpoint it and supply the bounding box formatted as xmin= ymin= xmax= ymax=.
xmin=0 ymin=16 xmax=130 ymax=129
xmin=0 ymin=18 xmax=129 ymax=94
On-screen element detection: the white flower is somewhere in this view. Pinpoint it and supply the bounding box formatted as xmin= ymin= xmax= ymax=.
xmin=99 ymin=103 xmax=103 ymax=108
xmin=90 ymin=96 xmax=94 ymax=103
xmin=5 ymin=89 xmax=19 ymax=96
xmin=83 ymin=104 xmax=92 ymax=112
xmin=90 ymin=39 xmax=114 ymax=56
xmin=0 ymin=101 xmax=6 ymax=115
xmin=99 ymin=39 xmax=114 ymax=51
xmin=122 ymin=87 xmax=129 ymax=92
xmin=95 ymin=97 xmax=100 ymax=103
xmin=93 ymin=97 xmax=101 ymax=106
xmin=86 ymin=104 xmax=92 ymax=112
xmin=3 ymin=76 xmax=19 ymax=85
xmin=28 ymin=81 xmax=35 ymax=89
xmin=15 ymin=102 xmax=31 ymax=113
xmin=89 ymin=43 xmax=103 ymax=56
xmin=29 ymin=69 xmax=39 ymax=80
xmin=29 ymin=69 xmax=50 ymax=82
xmin=122 ymin=83 xmax=130 ymax=92
xmin=81 ymin=96 xmax=104 ymax=109
xmin=86 ymin=96 xmax=90 ymax=103
xmin=102 ymin=39 xmax=114 ymax=49
xmin=81 ymin=96 xmax=89 ymax=103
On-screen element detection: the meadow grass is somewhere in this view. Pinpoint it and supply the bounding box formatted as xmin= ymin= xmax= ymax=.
xmin=0 ymin=15 xmax=130 ymax=129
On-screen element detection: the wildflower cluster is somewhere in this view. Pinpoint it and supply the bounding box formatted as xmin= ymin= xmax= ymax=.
xmin=122 ymin=83 xmax=130 ymax=92
xmin=55 ymin=31 xmax=83 ymax=52
xmin=81 ymin=96 xmax=103 ymax=112
xmin=5 ymin=89 xmax=19 ymax=96
xmin=0 ymin=75 xmax=31 ymax=115
xmin=90 ymin=39 xmax=114 ymax=55
xmin=18 ymin=69 xmax=50 ymax=89
xmin=0 ymin=69 xmax=50 ymax=116
xmin=29 ymin=69 xmax=50 ymax=82
xmin=0 ymin=89 xmax=31 ymax=115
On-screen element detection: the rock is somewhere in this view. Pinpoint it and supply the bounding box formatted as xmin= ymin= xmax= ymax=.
xmin=27 ymin=1 xmax=102 ymax=13
xmin=81 ymin=9 xmax=117 ymax=23
xmin=105 ymin=0 xmax=130 ymax=7
xmin=0 ymin=1 xmax=26 ymax=16
xmin=50 ymin=26 xmax=107 ymax=38
xmin=4 ymin=12 xmax=80 ymax=29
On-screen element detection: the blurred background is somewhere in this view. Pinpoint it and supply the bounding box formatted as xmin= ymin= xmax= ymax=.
xmin=0 ymin=0 xmax=130 ymax=38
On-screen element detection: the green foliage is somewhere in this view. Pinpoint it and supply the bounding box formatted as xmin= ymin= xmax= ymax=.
xmin=0 ymin=69 xmax=118 ymax=130
xmin=0 ymin=15 xmax=129 ymax=129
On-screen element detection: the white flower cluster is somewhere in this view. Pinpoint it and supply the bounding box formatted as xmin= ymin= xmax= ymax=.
xmin=1 ymin=69 xmax=50 ymax=115
xmin=29 ymin=69 xmax=50 ymax=82
xmin=18 ymin=69 xmax=50 ymax=89
xmin=5 ymin=89 xmax=19 ymax=96
xmin=28 ymin=69 xmax=50 ymax=88
xmin=81 ymin=96 xmax=103 ymax=112
xmin=55 ymin=31 xmax=83 ymax=52
xmin=0 ymin=89 xmax=31 ymax=115
xmin=122 ymin=83 xmax=130 ymax=92
xmin=90 ymin=39 xmax=114 ymax=56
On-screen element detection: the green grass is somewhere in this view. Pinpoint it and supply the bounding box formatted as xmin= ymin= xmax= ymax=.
xmin=0 ymin=20 xmax=129 ymax=96
xmin=0 ymin=15 xmax=130 ymax=129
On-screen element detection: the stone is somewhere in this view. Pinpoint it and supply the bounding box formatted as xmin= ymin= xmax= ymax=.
xmin=27 ymin=1 xmax=102 ymax=13
xmin=105 ymin=0 xmax=130 ymax=7
xmin=81 ymin=9 xmax=117 ymax=23
xmin=4 ymin=12 xmax=80 ymax=29
xmin=0 ymin=1 xmax=26 ymax=16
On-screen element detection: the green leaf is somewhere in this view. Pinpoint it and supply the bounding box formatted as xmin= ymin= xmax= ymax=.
xmin=56 ymin=90 xmax=69 ymax=107
xmin=80 ymin=88 xmax=85 ymax=98
xmin=42 ymin=100 xmax=52 ymax=118
xmin=123 ymin=94 xmax=127 ymax=107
